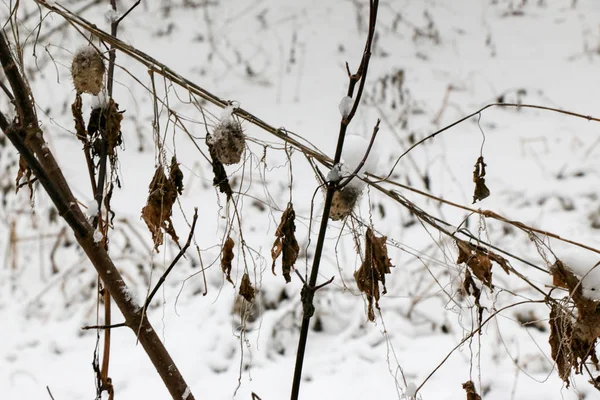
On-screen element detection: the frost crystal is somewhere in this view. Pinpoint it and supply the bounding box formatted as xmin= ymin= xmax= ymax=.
xmin=339 ymin=95 xmax=353 ymax=119
xmin=93 ymin=229 xmax=103 ymax=243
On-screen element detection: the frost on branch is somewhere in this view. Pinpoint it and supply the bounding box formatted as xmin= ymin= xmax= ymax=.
xmin=339 ymin=95 xmax=353 ymax=119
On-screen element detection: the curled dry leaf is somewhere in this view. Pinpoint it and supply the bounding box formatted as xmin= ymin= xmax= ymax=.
xmin=140 ymin=160 xmax=183 ymax=251
xmin=354 ymin=228 xmax=394 ymax=321
xmin=548 ymin=260 xmax=600 ymax=386
xmin=472 ymin=156 xmax=490 ymax=204
xmin=271 ymin=203 xmax=299 ymax=283
xmin=88 ymin=99 xmax=123 ymax=159
xmin=462 ymin=381 xmax=481 ymax=400
xmin=221 ymin=236 xmax=235 ymax=285
xmin=239 ymin=272 xmax=255 ymax=302
xmin=456 ymin=240 xmax=510 ymax=290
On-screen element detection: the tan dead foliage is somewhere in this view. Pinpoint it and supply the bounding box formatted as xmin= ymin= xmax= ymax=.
xmin=456 ymin=240 xmax=510 ymax=290
xmin=221 ymin=236 xmax=235 ymax=285
xmin=271 ymin=203 xmax=299 ymax=283
xmin=354 ymin=228 xmax=393 ymax=321
xmin=15 ymin=155 xmax=32 ymax=197
xmin=548 ymin=260 xmax=600 ymax=386
xmin=462 ymin=381 xmax=481 ymax=400
xmin=472 ymin=156 xmax=490 ymax=204
xmin=140 ymin=159 xmax=182 ymax=251
xmin=239 ymin=272 xmax=255 ymax=302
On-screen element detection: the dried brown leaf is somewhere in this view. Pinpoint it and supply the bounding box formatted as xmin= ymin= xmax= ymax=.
xmin=549 ymin=304 xmax=574 ymax=386
xmin=239 ymin=272 xmax=255 ymax=302
xmin=271 ymin=203 xmax=299 ymax=283
xmin=456 ymin=240 xmax=493 ymax=289
xmin=354 ymin=228 xmax=394 ymax=321
xmin=221 ymin=236 xmax=235 ymax=285
xmin=141 ymin=165 xmax=179 ymax=251
xmin=71 ymin=93 xmax=87 ymax=142
xmin=472 ymin=156 xmax=490 ymax=204
xmin=15 ymin=155 xmax=32 ymax=197
xmin=462 ymin=381 xmax=481 ymax=400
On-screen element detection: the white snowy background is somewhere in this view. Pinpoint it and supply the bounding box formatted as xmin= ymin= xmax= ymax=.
xmin=2 ymin=0 xmax=600 ymax=399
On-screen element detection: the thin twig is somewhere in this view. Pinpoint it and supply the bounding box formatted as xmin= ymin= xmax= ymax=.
xmin=82 ymin=322 xmax=127 ymax=330
xmin=143 ymin=209 xmax=199 ymax=311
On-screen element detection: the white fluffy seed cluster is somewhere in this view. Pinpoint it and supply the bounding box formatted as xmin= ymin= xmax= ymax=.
xmin=208 ymin=105 xmax=245 ymax=165
xmin=71 ymin=46 xmax=105 ymax=95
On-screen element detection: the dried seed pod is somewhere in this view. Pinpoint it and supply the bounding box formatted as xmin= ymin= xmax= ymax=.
xmin=71 ymin=46 xmax=105 ymax=95
xmin=208 ymin=119 xmax=245 ymax=165
xmin=329 ymin=186 xmax=362 ymax=221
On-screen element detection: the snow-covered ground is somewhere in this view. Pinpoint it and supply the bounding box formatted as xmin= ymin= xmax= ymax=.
xmin=3 ymin=0 xmax=600 ymax=399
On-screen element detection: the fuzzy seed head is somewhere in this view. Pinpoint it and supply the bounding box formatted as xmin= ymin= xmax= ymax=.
xmin=71 ymin=46 xmax=105 ymax=95
xmin=209 ymin=119 xmax=245 ymax=165
xmin=329 ymin=186 xmax=362 ymax=221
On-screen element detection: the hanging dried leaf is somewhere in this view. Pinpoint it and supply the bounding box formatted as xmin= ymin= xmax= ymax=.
xmin=271 ymin=203 xmax=299 ymax=283
xmin=221 ymin=236 xmax=235 ymax=285
xmin=549 ymin=304 xmax=575 ymax=385
xmin=472 ymin=156 xmax=490 ymax=204
xmin=547 ymin=261 xmax=600 ymax=386
xmin=141 ymin=165 xmax=180 ymax=251
xmin=104 ymin=99 xmax=123 ymax=158
xmin=354 ymin=228 xmax=394 ymax=321
xmin=456 ymin=240 xmax=492 ymax=288
xmin=462 ymin=268 xmax=484 ymax=324
xmin=239 ymin=272 xmax=255 ymax=302
xmin=15 ymin=155 xmax=33 ymax=197
xmin=462 ymin=381 xmax=481 ymax=400
xmin=71 ymin=93 xmax=87 ymax=142
xmin=169 ymin=156 xmax=184 ymax=195
xmin=206 ymin=134 xmax=233 ymax=200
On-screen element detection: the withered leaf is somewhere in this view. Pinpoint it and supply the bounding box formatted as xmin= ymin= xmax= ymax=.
xmin=239 ymin=272 xmax=255 ymax=302
xmin=472 ymin=156 xmax=490 ymax=204
xmin=354 ymin=228 xmax=394 ymax=321
xmin=548 ymin=261 xmax=600 ymax=387
xmin=169 ymin=156 xmax=184 ymax=195
xmin=221 ymin=236 xmax=235 ymax=285
xmin=141 ymin=165 xmax=180 ymax=251
xmin=456 ymin=240 xmax=492 ymax=289
xmin=206 ymin=134 xmax=233 ymax=200
xmin=271 ymin=203 xmax=299 ymax=283
xmin=71 ymin=93 xmax=87 ymax=142
xmin=462 ymin=381 xmax=481 ymax=400
xmin=15 ymin=155 xmax=33 ymax=197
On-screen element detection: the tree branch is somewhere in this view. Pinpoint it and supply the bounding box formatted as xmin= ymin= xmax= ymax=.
xmin=0 ymin=31 xmax=195 ymax=400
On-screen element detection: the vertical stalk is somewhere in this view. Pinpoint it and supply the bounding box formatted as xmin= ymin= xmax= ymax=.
xmin=290 ymin=1 xmax=379 ymax=399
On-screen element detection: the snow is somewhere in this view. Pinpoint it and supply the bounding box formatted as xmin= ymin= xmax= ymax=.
xmin=182 ymin=386 xmax=191 ymax=400
xmin=85 ymin=200 xmax=99 ymax=218
xmin=337 ymin=134 xmax=379 ymax=191
xmin=219 ymin=105 xmax=235 ymax=123
xmin=338 ymin=95 xmax=352 ymax=119
xmin=93 ymin=229 xmax=103 ymax=243
xmin=104 ymin=7 xmax=120 ymax=24
xmin=3 ymin=1 xmax=600 ymax=400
